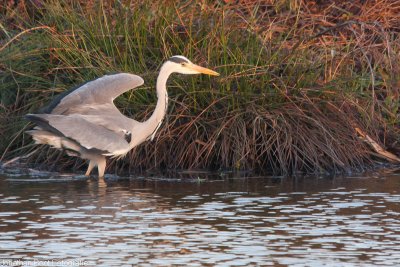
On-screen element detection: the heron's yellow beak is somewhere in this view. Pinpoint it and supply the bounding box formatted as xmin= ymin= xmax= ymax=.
xmin=188 ymin=63 xmax=220 ymax=76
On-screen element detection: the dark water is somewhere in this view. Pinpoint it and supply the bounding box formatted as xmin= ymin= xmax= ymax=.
xmin=1 ymin=168 xmax=400 ymax=266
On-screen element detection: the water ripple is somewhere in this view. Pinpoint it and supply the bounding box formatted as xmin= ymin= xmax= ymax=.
xmin=0 ymin=173 xmax=400 ymax=266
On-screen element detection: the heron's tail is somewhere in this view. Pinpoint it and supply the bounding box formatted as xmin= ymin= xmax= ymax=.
xmin=26 ymin=128 xmax=80 ymax=154
xmin=26 ymin=128 xmax=62 ymax=147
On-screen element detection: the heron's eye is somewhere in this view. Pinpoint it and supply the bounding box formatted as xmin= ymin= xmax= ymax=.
xmin=181 ymin=62 xmax=186 ymax=66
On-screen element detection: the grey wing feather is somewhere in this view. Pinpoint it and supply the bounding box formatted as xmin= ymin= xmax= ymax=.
xmin=32 ymin=114 xmax=129 ymax=155
xmin=66 ymin=103 xmax=138 ymax=133
xmin=48 ymin=73 xmax=144 ymax=115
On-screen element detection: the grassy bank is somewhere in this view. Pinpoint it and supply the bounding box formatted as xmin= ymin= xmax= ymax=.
xmin=1 ymin=0 xmax=399 ymax=175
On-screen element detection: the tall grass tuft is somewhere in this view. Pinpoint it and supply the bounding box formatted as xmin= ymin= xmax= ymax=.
xmin=1 ymin=0 xmax=399 ymax=175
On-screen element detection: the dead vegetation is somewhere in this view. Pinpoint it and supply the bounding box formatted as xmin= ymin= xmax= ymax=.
xmin=1 ymin=0 xmax=400 ymax=175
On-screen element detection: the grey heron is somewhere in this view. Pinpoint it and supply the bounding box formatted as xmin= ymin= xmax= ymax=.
xmin=25 ymin=56 xmax=219 ymax=178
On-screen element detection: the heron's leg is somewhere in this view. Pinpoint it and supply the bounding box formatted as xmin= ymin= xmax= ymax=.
xmin=85 ymin=160 xmax=95 ymax=176
xmin=97 ymin=156 xmax=106 ymax=178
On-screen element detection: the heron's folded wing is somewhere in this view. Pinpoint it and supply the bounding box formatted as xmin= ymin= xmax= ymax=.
xmin=26 ymin=114 xmax=129 ymax=155
xmin=42 ymin=73 xmax=144 ymax=114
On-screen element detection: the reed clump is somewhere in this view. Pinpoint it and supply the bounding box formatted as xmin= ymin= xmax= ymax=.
xmin=1 ymin=0 xmax=399 ymax=175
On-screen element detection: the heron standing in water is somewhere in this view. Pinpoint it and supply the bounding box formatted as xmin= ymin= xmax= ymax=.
xmin=26 ymin=56 xmax=219 ymax=178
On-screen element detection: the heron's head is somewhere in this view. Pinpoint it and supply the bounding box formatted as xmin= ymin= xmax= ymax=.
xmin=166 ymin=55 xmax=219 ymax=76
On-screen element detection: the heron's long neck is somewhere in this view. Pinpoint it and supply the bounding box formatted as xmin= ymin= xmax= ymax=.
xmin=152 ymin=66 xmax=171 ymax=122
xmin=144 ymin=65 xmax=172 ymax=138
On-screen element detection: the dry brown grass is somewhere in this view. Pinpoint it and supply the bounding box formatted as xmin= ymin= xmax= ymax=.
xmin=1 ymin=0 xmax=400 ymax=175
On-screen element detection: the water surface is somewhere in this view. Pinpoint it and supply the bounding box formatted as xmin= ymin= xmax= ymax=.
xmin=1 ymin=168 xmax=400 ymax=266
